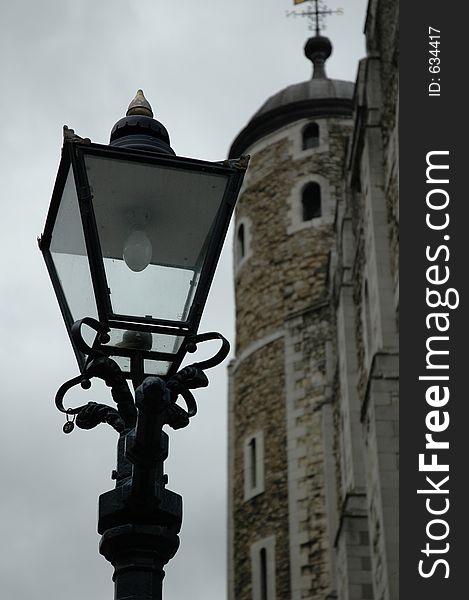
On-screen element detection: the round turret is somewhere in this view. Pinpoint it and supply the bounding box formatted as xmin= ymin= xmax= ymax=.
xmin=227 ymin=35 xmax=355 ymax=600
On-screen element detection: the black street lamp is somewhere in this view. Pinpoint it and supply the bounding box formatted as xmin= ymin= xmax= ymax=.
xmin=39 ymin=90 xmax=248 ymax=600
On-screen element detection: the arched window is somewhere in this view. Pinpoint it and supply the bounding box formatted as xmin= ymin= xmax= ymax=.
xmin=302 ymin=182 xmax=322 ymax=221
xmin=249 ymin=436 xmax=257 ymax=489
xmin=363 ymin=280 xmax=373 ymax=353
xmin=251 ymin=536 xmax=276 ymax=600
xmin=260 ymin=548 xmax=268 ymax=600
xmin=235 ymin=218 xmax=252 ymax=269
xmin=302 ymin=122 xmax=320 ymax=150
xmin=237 ymin=223 xmax=245 ymax=260
xmin=244 ymin=431 xmax=264 ymax=500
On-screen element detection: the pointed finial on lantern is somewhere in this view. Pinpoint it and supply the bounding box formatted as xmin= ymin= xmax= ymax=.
xmin=110 ymin=89 xmax=175 ymax=154
xmin=126 ymin=89 xmax=154 ymax=118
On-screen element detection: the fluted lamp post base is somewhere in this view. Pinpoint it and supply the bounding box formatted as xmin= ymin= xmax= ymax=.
xmin=100 ymin=524 xmax=180 ymax=600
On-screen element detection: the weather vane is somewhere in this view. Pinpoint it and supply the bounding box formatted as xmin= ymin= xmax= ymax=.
xmin=286 ymin=0 xmax=343 ymax=36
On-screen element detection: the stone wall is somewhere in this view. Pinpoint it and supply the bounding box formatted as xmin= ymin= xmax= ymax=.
xmin=367 ymin=0 xmax=399 ymax=303
xmin=228 ymin=5 xmax=399 ymax=599
xmin=229 ymin=338 xmax=290 ymax=600
xmin=234 ymin=118 xmax=352 ymax=354
xmin=331 ymin=2 xmax=399 ymax=600
xmin=284 ymin=306 xmax=335 ymax=600
xmin=229 ymin=115 xmax=352 ymax=600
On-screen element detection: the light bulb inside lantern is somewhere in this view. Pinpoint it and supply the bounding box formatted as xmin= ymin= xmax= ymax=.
xmin=123 ymin=227 xmax=153 ymax=272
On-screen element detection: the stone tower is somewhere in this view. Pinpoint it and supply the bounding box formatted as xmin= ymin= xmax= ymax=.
xmin=227 ymin=34 xmax=354 ymax=600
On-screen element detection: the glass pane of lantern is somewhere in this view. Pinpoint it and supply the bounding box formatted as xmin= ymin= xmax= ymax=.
xmin=144 ymin=360 xmax=172 ymax=376
xmin=84 ymin=154 xmax=229 ymax=323
xmin=105 ymin=328 xmax=184 ymax=356
xmin=102 ymin=328 xmax=184 ymax=376
xmin=50 ymin=166 xmax=98 ymax=338
xmin=110 ymin=355 xmax=131 ymax=374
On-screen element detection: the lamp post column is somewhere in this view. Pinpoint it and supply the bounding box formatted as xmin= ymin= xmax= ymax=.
xmin=97 ymin=375 xmax=189 ymax=600
xmin=100 ymin=524 xmax=179 ymax=600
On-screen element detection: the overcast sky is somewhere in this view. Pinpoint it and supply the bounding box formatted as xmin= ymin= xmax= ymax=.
xmin=0 ymin=1 xmax=367 ymax=598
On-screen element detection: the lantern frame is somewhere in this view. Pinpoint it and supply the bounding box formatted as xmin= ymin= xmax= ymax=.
xmin=40 ymin=131 xmax=248 ymax=380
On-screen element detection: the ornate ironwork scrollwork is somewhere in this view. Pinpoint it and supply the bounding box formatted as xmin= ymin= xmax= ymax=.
xmin=55 ymin=323 xmax=230 ymax=435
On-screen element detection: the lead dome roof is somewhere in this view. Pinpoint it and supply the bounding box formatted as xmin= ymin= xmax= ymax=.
xmin=228 ymin=35 xmax=354 ymax=158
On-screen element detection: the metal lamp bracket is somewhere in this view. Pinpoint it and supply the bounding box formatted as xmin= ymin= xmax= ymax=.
xmin=71 ymin=317 xmax=111 ymax=357
xmin=184 ymin=331 xmax=230 ymax=371
xmin=55 ymin=320 xmax=230 ymax=435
